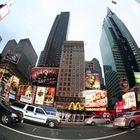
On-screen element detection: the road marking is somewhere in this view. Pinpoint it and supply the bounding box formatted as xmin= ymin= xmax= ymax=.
xmin=0 ymin=123 xmax=128 ymax=140
xmin=32 ymin=128 xmax=37 ymax=132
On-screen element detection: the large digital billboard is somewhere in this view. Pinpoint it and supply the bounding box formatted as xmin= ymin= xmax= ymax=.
xmin=122 ymin=92 xmax=136 ymax=109
xmin=85 ymin=72 xmax=100 ymax=90
xmin=4 ymin=50 xmax=21 ymax=64
xmin=82 ymin=90 xmax=108 ymax=108
xmin=30 ymin=67 xmax=59 ymax=87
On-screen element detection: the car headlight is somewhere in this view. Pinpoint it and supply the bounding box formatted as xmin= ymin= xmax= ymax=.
xmin=11 ymin=113 xmax=17 ymax=118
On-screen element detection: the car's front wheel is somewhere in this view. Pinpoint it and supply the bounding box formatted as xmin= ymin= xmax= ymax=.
xmin=129 ymin=121 xmax=135 ymax=128
xmin=47 ymin=120 xmax=56 ymax=128
xmin=0 ymin=114 xmax=11 ymax=125
xmin=91 ymin=121 xmax=95 ymax=126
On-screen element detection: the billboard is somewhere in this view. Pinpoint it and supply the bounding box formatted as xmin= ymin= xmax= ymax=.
xmin=17 ymin=85 xmax=36 ymax=103
xmin=35 ymin=87 xmax=46 ymax=105
xmin=134 ymin=72 xmax=140 ymax=84
xmin=0 ymin=82 xmax=10 ymax=99
xmin=10 ymin=76 xmax=20 ymax=94
xmin=0 ymin=68 xmax=5 ymax=82
xmin=30 ymin=67 xmax=59 ymax=87
xmin=44 ymin=87 xmax=55 ymax=105
xmin=120 ymin=77 xmax=129 ymax=93
xmin=1 ymin=69 xmax=13 ymax=84
xmin=82 ymin=90 xmax=108 ymax=108
xmin=122 ymin=92 xmax=136 ymax=109
xmin=85 ymin=72 xmax=100 ymax=90
xmin=4 ymin=50 xmax=21 ymax=64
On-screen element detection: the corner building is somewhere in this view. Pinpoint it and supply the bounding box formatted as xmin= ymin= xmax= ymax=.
xmin=99 ymin=8 xmax=140 ymax=107
xmin=55 ymin=41 xmax=85 ymax=110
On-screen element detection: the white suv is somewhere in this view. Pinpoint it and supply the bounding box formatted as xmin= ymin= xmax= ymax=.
xmin=10 ymin=101 xmax=61 ymax=128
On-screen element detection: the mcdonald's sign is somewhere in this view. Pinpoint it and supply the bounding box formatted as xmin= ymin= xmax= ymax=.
xmin=68 ymin=102 xmax=83 ymax=110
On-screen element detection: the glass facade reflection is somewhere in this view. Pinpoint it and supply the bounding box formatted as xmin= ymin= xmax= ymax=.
xmin=100 ymin=8 xmax=140 ymax=107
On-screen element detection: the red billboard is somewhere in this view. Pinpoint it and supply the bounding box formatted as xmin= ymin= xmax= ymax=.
xmin=30 ymin=67 xmax=59 ymax=87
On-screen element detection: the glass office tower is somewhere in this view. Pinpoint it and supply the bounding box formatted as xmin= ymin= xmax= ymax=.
xmin=99 ymin=8 xmax=140 ymax=107
xmin=38 ymin=12 xmax=70 ymax=67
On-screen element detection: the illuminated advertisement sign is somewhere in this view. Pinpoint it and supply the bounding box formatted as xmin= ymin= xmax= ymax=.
xmin=35 ymin=87 xmax=46 ymax=105
xmin=82 ymin=90 xmax=108 ymax=108
xmin=17 ymin=85 xmax=36 ymax=103
xmin=120 ymin=77 xmax=129 ymax=93
xmin=0 ymin=68 xmax=5 ymax=82
xmin=68 ymin=102 xmax=83 ymax=110
xmin=10 ymin=76 xmax=20 ymax=94
xmin=30 ymin=67 xmax=59 ymax=87
xmin=1 ymin=69 xmax=13 ymax=84
xmin=4 ymin=50 xmax=21 ymax=64
xmin=115 ymin=101 xmax=124 ymax=113
xmin=85 ymin=72 xmax=100 ymax=90
xmin=134 ymin=72 xmax=140 ymax=84
xmin=0 ymin=82 xmax=10 ymax=98
xmin=122 ymin=92 xmax=136 ymax=109
xmin=44 ymin=87 xmax=55 ymax=105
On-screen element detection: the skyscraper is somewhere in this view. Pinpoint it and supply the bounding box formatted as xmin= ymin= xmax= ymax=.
xmin=55 ymin=41 xmax=85 ymax=110
xmin=38 ymin=12 xmax=70 ymax=67
xmin=99 ymin=8 xmax=140 ymax=107
xmin=1 ymin=39 xmax=38 ymax=83
xmin=136 ymin=0 xmax=140 ymax=4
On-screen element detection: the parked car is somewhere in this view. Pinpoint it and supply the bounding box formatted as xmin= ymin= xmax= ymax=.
xmin=113 ymin=111 xmax=140 ymax=128
xmin=0 ymin=96 xmax=23 ymax=126
xmin=84 ymin=115 xmax=111 ymax=126
xmin=10 ymin=101 xmax=61 ymax=128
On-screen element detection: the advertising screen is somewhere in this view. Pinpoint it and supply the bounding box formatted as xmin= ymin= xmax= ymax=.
xmin=0 ymin=68 xmax=5 ymax=82
xmin=10 ymin=76 xmax=20 ymax=94
xmin=120 ymin=77 xmax=129 ymax=93
xmin=82 ymin=90 xmax=108 ymax=107
xmin=44 ymin=87 xmax=55 ymax=105
xmin=122 ymin=92 xmax=136 ymax=109
xmin=30 ymin=67 xmax=59 ymax=87
xmin=4 ymin=50 xmax=21 ymax=64
xmin=85 ymin=72 xmax=100 ymax=90
xmin=17 ymin=85 xmax=36 ymax=103
xmin=1 ymin=69 xmax=13 ymax=84
xmin=35 ymin=87 xmax=46 ymax=105
xmin=134 ymin=72 xmax=140 ymax=84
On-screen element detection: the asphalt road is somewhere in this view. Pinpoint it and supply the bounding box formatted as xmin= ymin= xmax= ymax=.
xmin=0 ymin=122 xmax=140 ymax=140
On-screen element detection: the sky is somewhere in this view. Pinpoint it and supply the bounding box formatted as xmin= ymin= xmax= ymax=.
xmin=0 ymin=0 xmax=140 ymax=67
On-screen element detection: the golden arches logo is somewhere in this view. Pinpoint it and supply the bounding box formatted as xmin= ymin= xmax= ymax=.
xmin=68 ymin=102 xmax=82 ymax=110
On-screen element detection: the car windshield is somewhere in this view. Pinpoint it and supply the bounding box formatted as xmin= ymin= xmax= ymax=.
xmin=122 ymin=112 xmax=132 ymax=117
